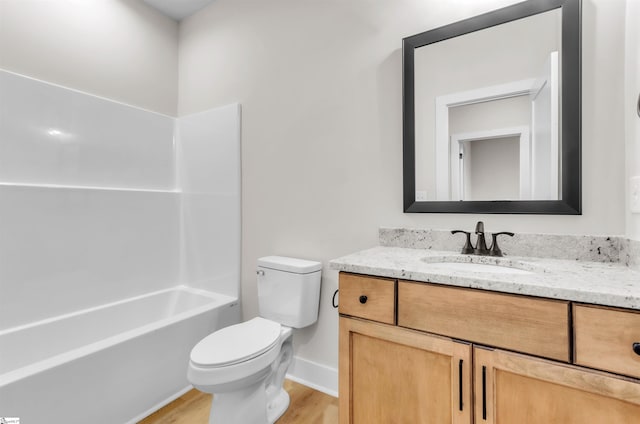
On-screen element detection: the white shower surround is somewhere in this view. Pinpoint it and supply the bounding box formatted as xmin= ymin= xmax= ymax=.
xmin=0 ymin=70 xmax=241 ymax=421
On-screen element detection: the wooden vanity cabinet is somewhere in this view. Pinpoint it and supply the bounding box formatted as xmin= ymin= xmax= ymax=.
xmin=398 ymin=280 xmax=570 ymax=361
xmin=574 ymin=304 xmax=640 ymax=379
xmin=339 ymin=317 xmax=472 ymax=424
xmin=338 ymin=273 xmax=395 ymax=325
xmin=338 ymin=272 xmax=640 ymax=424
xmin=475 ymin=347 xmax=640 ymax=423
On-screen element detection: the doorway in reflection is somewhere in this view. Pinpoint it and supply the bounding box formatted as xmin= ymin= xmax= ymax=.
xmin=456 ymin=135 xmax=520 ymax=201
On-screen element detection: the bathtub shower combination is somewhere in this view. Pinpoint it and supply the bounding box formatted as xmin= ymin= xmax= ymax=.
xmin=0 ymin=288 xmax=239 ymax=423
xmin=0 ymin=70 xmax=242 ymax=423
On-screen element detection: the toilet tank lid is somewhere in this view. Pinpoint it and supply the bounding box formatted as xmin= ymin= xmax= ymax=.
xmin=257 ymin=256 xmax=322 ymax=274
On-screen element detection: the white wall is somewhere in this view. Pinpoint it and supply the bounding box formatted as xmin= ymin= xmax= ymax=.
xmin=0 ymin=71 xmax=180 ymax=330
xmin=625 ymin=0 xmax=640 ymax=240
xmin=178 ymin=0 xmax=629 ymax=389
xmin=0 ymin=2 xmax=246 ymax=330
xmin=0 ymin=0 xmax=179 ymax=116
xmin=0 ymin=71 xmax=176 ymax=189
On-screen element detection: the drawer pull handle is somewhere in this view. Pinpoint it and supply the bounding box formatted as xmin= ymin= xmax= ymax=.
xmin=482 ymin=365 xmax=487 ymax=420
xmin=359 ymin=295 xmax=368 ymax=304
xmin=633 ymin=342 xmax=640 ymax=355
xmin=458 ymin=359 xmax=464 ymax=411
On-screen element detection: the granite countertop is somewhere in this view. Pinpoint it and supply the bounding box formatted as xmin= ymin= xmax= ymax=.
xmin=329 ymin=246 xmax=640 ymax=310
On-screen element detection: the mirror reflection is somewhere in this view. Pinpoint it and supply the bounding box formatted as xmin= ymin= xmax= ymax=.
xmin=414 ymin=8 xmax=561 ymax=202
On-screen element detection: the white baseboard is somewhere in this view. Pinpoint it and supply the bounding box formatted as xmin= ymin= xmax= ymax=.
xmin=286 ymin=356 xmax=338 ymax=398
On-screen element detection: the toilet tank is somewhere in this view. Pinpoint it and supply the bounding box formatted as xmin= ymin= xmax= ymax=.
xmin=257 ymin=256 xmax=322 ymax=328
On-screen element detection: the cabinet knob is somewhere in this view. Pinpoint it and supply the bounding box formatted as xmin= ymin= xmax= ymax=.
xmin=359 ymin=295 xmax=368 ymax=304
xmin=633 ymin=342 xmax=640 ymax=356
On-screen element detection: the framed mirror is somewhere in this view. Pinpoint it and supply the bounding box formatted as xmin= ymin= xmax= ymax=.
xmin=403 ymin=0 xmax=581 ymax=214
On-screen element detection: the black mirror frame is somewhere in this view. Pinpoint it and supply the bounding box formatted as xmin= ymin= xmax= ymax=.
xmin=403 ymin=0 xmax=581 ymax=214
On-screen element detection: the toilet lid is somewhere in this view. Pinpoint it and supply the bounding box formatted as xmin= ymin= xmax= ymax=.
xmin=190 ymin=317 xmax=282 ymax=368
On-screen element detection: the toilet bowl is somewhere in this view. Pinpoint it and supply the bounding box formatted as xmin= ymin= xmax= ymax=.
xmin=188 ymin=318 xmax=293 ymax=423
xmin=187 ymin=256 xmax=322 ymax=424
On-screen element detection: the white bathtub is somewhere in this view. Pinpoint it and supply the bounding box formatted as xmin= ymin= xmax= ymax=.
xmin=0 ymin=285 xmax=240 ymax=423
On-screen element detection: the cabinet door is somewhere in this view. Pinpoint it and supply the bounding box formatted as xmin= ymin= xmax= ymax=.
xmin=339 ymin=317 xmax=472 ymax=424
xmin=475 ymin=347 xmax=640 ymax=424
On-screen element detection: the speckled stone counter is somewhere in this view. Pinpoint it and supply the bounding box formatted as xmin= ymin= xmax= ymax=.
xmin=622 ymin=238 xmax=640 ymax=271
xmin=330 ymin=245 xmax=640 ymax=311
xmin=379 ymin=227 xmax=625 ymax=262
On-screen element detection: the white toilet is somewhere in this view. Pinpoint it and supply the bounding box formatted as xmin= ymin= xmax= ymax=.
xmin=187 ymin=256 xmax=322 ymax=424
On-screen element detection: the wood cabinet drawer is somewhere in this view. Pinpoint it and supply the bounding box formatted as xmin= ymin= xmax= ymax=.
xmin=339 ymin=273 xmax=396 ymax=325
xmin=397 ymin=281 xmax=570 ymax=361
xmin=574 ymin=305 xmax=640 ymax=379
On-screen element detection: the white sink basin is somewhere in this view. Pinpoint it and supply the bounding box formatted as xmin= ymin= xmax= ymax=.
xmin=422 ymin=261 xmax=533 ymax=275
xmin=421 ymin=256 xmax=538 ymax=275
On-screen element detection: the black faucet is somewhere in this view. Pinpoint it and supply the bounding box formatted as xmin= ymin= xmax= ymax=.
xmin=451 ymin=221 xmax=514 ymax=257
xmin=450 ymin=229 xmax=474 ymax=254
xmin=489 ymin=231 xmax=515 ymax=257
xmin=474 ymin=221 xmax=490 ymax=255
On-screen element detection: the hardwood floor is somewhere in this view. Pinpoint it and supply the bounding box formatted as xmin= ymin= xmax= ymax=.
xmin=138 ymin=380 xmax=338 ymax=424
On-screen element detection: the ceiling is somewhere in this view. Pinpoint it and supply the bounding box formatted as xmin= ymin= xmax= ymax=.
xmin=142 ymin=0 xmax=217 ymax=21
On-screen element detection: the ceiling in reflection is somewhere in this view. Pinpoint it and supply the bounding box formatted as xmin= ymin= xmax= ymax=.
xmin=142 ymin=0 xmax=217 ymax=21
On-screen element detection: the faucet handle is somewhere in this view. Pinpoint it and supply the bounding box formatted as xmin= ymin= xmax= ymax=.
xmin=489 ymin=232 xmax=515 ymax=257
xmin=451 ymin=230 xmax=474 ymax=254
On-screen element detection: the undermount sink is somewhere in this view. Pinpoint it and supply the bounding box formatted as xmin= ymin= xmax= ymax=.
xmin=421 ymin=256 xmax=538 ymax=275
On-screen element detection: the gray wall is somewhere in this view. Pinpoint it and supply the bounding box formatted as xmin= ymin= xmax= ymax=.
xmin=178 ymin=0 xmax=628 ymax=376
xmin=625 ymin=0 xmax=640 ymax=240
xmin=0 ymin=0 xmax=179 ymax=116
xmin=414 ymin=8 xmax=559 ymax=198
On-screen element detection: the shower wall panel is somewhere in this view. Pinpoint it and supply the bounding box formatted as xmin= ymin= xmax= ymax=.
xmin=176 ymin=104 xmax=241 ymax=298
xmin=0 ymin=70 xmax=175 ymax=190
xmin=0 ymin=70 xmax=180 ymax=329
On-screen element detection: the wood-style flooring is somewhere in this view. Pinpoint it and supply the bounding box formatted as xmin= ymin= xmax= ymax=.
xmin=138 ymin=380 xmax=338 ymax=424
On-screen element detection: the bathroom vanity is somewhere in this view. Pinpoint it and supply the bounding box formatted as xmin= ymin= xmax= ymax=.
xmin=331 ymin=233 xmax=640 ymax=423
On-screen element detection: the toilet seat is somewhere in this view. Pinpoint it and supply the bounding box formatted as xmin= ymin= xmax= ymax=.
xmin=190 ymin=317 xmax=282 ymax=368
